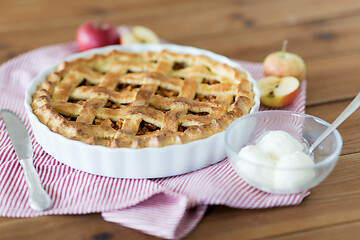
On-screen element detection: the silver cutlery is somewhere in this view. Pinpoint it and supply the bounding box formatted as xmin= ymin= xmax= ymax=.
xmin=309 ymin=92 xmax=360 ymax=154
xmin=0 ymin=110 xmax=52 ymax=211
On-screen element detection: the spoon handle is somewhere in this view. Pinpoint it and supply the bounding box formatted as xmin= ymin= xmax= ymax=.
xmin=309 ymin=92 xmax=360 ymax=154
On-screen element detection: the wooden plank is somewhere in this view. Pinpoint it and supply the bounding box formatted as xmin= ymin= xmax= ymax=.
xmin=1 ymin=0 xmax=360 ymax=64
xmin=0 ymin=215 xmax=159 ymax=240
xmin=1 ymin=0 xmax=360 ymax=41
xmin=306 ymin=99 xmax=360 ymax=155
xmin=181 ymin=14 xmax=360 ymax=62
xmin=306 ymin=51 xmax=360 ymax=105
xmin=263 ymin=220 xmax=360 ymax=240
xmin=0 ymin=26 xmax=75 ymax=64
xmin=187 ymin=153 xmax=360 ymax=239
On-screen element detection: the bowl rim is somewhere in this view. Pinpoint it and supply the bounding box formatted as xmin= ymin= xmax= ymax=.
xmin=225 ymin=110 xmax=343 ymax=171
xmin=22 ymin=43 xmax=261 ymax=178
xmin=24 ymin=43 xmax=260 ymax=152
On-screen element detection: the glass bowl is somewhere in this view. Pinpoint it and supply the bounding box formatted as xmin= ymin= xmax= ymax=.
xmin=225 ymin=111 xmax=343 ymax=194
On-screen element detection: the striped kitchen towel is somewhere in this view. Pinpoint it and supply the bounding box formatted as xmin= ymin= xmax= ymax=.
xmin=0 ymin=42 xmax=308 ymax=239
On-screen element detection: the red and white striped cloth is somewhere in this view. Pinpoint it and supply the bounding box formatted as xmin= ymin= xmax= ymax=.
xmin=0 ymin=42 xmax=308 ymax=239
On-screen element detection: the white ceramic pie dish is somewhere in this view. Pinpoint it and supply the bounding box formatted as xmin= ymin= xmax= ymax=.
xmin=24 ymin=44 xmax=260 ymax=179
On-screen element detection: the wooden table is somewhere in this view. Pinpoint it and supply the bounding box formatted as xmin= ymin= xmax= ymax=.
xmin=1 ymin=0 xmax=360 ymax=239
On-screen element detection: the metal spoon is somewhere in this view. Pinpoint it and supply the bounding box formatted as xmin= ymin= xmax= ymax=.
xmin=308 ymin=92 xmax=360 ymax=155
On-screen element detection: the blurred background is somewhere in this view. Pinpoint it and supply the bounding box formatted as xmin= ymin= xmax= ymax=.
xmin=0 ymin=0 xmax=357 ymax=61
xmin=1 ymin=0 xmax=360 ymax=239
xmin=1 ymin=0 xmax=359 ymax=104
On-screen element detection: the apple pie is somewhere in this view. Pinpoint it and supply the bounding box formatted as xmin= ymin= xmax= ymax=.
xmin=31 ymin=49 xmax=255 ymax=148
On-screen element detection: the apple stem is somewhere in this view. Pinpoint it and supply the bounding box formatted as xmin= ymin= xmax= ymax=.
xmin=95 ymin=16 xmax=103 ymax=29
xmin=281 ymin=40 xmax=288 ymax=57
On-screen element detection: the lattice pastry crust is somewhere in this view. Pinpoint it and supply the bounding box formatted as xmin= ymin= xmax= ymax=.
xmin=31 ymin=50 xmax=255 ymax=148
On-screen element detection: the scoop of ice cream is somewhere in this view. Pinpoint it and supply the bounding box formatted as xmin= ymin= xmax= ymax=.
xmin=273 ymin=151 xmax=316 ymax=190
xmin=234 ymin=130 xmax=316 ymax=193
xmin=237 ymin=145 xmax=275 ymax=187
xmin=256 ymin=131 xmax=304 ymax=160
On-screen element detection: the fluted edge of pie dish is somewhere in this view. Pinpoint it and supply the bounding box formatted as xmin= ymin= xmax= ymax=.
xmin=24 ymin=44 xmax=260 ymax=179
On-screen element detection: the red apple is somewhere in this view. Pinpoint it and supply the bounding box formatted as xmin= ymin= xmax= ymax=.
xmin=263 ymin=40 xmax=306 ymax=81
xmin=257 ymin=76 xmax=300 ymax=108
xmin=76 ymin=21 xmax=120 ymax=51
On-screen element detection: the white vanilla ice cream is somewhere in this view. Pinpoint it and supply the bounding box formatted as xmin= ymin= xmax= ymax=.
xmin=273 ymin=151 xmax=315 ymax=190
xmin=256 ymin=131 xmax=304 ymax=160
xmin=236 ymin=130 xmax=316 ymax=191
xmin=237 ymin=145 xmax=275 ymax=187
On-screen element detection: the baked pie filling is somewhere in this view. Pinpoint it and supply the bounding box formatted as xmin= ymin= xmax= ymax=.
xmin=31 ymin=50 xmax=255 ymax=148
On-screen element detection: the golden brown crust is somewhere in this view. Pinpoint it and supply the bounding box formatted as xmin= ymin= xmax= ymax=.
xmin=31 ymin=49 xmax=255 ymax=148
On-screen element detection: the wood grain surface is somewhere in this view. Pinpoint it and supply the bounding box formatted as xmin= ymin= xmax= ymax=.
xmin=1 ymin=0 xmax=359 ymax=239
